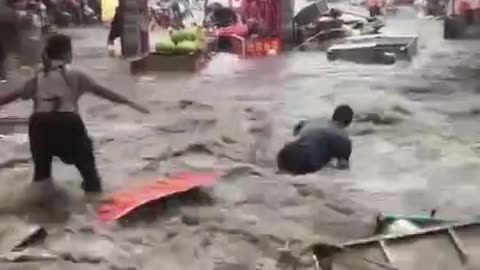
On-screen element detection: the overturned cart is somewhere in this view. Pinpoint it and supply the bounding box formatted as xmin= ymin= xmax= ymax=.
xmin=293 ymin=1 xmax=386 ymax=50
xmin=327 ymin=34 xmax=418 ymax=64
xmin=310 ymin=221 xmax=480 ymax=270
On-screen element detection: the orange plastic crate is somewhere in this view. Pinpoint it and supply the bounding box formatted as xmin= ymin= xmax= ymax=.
xmin=245 ymin=37 xmax=281 ymax=57
xmin=229 ymin=35 xmax=281 ymax=58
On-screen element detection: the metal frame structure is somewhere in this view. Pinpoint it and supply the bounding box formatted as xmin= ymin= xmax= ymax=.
xmin=312 ymin=221 xmax=480 ymax=270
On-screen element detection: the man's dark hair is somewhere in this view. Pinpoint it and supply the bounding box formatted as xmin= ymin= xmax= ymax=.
xmin=45 ymin=34 xmax=72 ymax=60
xmin=277 ymin=141 xmax=315 ymax=175
xmin=332 ymin=104 xmax=354 ymax=127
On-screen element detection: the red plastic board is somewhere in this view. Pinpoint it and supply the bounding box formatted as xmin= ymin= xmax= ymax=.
xmin=96 ymin=171 xmax=222 ymax=223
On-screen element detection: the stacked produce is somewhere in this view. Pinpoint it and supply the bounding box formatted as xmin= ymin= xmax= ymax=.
xmin=155 ymin=27 xmax=206 ymax=55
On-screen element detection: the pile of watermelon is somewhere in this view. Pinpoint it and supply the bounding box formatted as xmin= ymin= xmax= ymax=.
xmin=155 ymin=27 xmax=207 ymax=55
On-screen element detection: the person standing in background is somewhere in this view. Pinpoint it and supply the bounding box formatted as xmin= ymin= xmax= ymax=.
xmin=367 ymin=0 xmax=385 ymax=17
xmin=170 ymin=0 xmax=182 ymax=24
xmin=107 ymin=6 xmax=123 ymax=56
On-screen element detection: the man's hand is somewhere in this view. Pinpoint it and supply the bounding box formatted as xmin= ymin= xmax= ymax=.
xmin=336 ymin=159 xmax=350 ymax=170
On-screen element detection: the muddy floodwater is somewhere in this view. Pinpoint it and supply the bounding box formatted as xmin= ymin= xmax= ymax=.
xmin=1 ymin=5 xmax=480 ymax=270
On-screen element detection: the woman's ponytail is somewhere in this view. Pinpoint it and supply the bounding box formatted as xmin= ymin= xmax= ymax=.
xmin=41 ymin=52 xmax=51 ymax=77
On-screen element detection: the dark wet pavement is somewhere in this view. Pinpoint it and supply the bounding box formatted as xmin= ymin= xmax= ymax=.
xmin=1 ymin=5 xmax=480 ymax=269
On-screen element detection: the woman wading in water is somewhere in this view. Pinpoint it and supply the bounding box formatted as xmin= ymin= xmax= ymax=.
xmin=0 ymin=34 xmax=150 ymax=193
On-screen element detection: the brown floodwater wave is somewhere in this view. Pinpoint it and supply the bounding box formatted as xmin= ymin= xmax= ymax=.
xmin=1 ymin=7 xmax=480 ymax=269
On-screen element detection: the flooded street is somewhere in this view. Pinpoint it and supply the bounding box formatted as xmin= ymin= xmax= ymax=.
xmin=2 ymin=5 xmax=480 ymax=269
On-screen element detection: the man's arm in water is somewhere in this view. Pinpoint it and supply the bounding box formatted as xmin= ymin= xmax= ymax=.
xmin=0 ymin=78 xmax=35 ymax=106
xmin=80 ymin=72 xmax=150 ymax=114
xmin=336 ymin=158 xmax=350 ymax=170
xmin=335 ymin=138 xmax=352 ymax=170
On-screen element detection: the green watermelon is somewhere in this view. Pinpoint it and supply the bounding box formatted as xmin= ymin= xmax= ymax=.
xmin=155 ymin=36 xmax=176 ymax=53
xmin=183 ymin=27 xmax=201 ymax=41
xmin=170 ymin=30 xmax=188 ymax=44
xmin=176 ymin=40 xmax=199 ymax=54
xmin=171 ymin=27 xmax=207 ymax=44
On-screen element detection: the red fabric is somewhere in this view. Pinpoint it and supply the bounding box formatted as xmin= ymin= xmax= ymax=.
xmin=243 ymin=0 xmax=279 ymax=36
xmin=456 ymin=0 xmax=472 ymax=13
xmin=262 ymin=0 xmax=276 ymax=34
xmin=367 ymin=0 xmax=385 ymax=7
xmin=246 ymin=0 xmax=262 ymax=21
xmin=270 ymin=0 xmax=279 ymax=34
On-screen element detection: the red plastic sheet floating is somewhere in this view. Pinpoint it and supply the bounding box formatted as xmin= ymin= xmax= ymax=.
xmin=96 ymin=171 xmax=223 ymax=223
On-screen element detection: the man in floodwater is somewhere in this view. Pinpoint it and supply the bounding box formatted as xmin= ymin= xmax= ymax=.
xmin=0 ymin=34 xmax=150 ymax=193
xmin=277 ymin=105 xmax=354 ymax=175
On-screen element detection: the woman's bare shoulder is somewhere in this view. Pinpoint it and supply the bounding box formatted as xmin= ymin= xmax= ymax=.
xmin=65 ymin=65 xmax=87 ymax=75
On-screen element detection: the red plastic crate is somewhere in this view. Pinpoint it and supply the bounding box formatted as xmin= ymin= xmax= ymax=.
xmin=246 ymin=37 xmax=281 ymax=57
xmin=230 ymin=35 xmax=281 ymax=58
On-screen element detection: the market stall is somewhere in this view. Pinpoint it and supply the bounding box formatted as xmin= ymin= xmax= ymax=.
xmin=116 ymin=0 xmax=215 ymax=73
xmin=131 ymin=26 xmax=211 ymax=73
xmin=206 ymin=0 xmax=294 ymax=58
